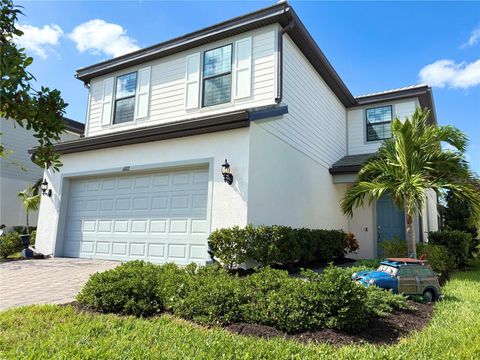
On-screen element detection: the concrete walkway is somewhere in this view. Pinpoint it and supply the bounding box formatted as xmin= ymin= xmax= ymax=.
xmin=0 ymin=258 xmax=120 ymax=311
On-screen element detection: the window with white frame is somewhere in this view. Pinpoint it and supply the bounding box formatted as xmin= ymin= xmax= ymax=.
xmin=366 ymin=105 xmax=393 ymax=141
xmin=202 ymin=44 xmax=232 ymax=107
xmin=113 ymin=72 xmax=137 ymax=124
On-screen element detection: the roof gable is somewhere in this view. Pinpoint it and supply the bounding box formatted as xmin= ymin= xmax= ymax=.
xmin=75 ymin=2 xmax=356 ymax=107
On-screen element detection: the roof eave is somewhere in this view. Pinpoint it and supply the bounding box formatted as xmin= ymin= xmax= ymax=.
xmin=75 ymin=3 xmax=289 ymax=83
xmin=352 ymin=85 xmax=437 ymax=124
xmin=29 ymin=105 xmax=288 ymax=155
xmin=328 ymin=165 xmax=361 ymax=174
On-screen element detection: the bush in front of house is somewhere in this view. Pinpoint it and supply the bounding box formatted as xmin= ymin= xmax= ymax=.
xmin=77 ymin=261 xmax=189 ymax=316
xmin=381 ymin=239 xmax=450 ymax=274
xmin=207 ymin=226 xmax=249 ymax=270
xmin=0 ymin=231 xmax=23 ymax=259
xmin=428 ymin=230 xmax=472 ymax=268
xmin=171 ymin=264 xmax=244 ymax=325
xmin=364 ymin=286 xmax=412 ymax=317
xmin=78 ymin=261 xmax=404 ymax=333
xmin=208 ymin=225 xmax=354 ymax=268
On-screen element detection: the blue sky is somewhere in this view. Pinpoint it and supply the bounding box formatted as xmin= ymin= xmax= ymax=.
xmin=16 ymin=0 xmax=480 ymax=172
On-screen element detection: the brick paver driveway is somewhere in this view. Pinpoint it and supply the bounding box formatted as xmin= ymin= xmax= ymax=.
xmin=0 ymin=258 xmax=120 ymax=311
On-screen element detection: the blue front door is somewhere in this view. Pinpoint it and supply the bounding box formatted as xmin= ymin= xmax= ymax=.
xmin=376 ymin=194 xmax=406 ymax=257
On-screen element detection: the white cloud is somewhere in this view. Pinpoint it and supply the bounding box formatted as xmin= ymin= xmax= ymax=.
xmin=14 ymin=23 xmax=63 ymax=59
xmin=418 ymin=59 xmax=480 ymax=89
xmin=68 ymin=19 xmax=139 ymax=58
xmin=461 ymin=26 xmax=480 ymax=48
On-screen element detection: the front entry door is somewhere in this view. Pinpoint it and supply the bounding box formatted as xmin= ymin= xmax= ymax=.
xmin=376 ymin=194 xmax=406 ymax=257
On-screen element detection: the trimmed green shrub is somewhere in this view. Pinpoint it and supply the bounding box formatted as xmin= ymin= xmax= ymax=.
xmin=355 ymin=259 xmax=382 ymax=269
xmin=77 ymin=261 xmax=185 ymax=316
xmin=207 ymin=226 xmax=248 ymax=269
xmin=365 ymin=287 xmax=411 ymax=317
xmin=208 ymin=225 xmax=349 ymax=268
xmin=78 ymin=261 xmax=408 ymax=334
xmin=240 ymin=266 xmax=369 ymax=332
xmin=381 ymin=240 xmax=449 ymax=274
xmin=172 ymin=265 xmax=243 ymax=325
xmin=0 ymin=231 xmax=22 ymax=259
xmin=428 ymin=230 xmax=472 ymax=268
xmin=315 ymin=265 xmax=369 ymax=331
xmin=239 ymin=268 xmax=322 ymax=332
xmin=247 ymin=225 xmax=304 ymax=266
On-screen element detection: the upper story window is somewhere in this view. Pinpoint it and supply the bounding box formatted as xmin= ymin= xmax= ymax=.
xmin=114 ymin=72 xmax=137 ymax=124
xmin=366 ymin=105 xmax=392 ymax=141
xmin=202 ymin=44 xmax=232 ymax=107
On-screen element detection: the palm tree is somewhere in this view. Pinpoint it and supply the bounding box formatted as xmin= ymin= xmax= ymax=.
xmin=341 ymin=108 xmax=480 ymax=258
xmin=17 ymin=183 xmax=41 ymax=233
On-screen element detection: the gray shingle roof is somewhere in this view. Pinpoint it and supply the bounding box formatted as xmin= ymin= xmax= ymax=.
xmin=329 ymin=153 xmax=376 ymax=174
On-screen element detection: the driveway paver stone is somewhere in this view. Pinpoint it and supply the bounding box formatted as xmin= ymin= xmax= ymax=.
xmin=0 ymin=257 xmax=120 ymax=311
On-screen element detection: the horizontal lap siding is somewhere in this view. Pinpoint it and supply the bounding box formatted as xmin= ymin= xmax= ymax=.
xmin=259 ymin=36 xmax=346 ymax=168
xmin=347 ymin=98 xmax=419 ymax=155
xmin=0 ymin=118 xmax=80 ymax=181
xmin=86 ymin=26 xmax=277 ymax=137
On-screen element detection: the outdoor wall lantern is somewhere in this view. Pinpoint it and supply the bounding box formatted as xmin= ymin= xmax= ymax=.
xmin=41 ymin=179 xmax=52 ymax=197
xmin=221 ymin=159 xmax=233 ymax=185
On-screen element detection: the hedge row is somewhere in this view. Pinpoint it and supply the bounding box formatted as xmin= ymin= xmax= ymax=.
xmin=77 ymin=261 xmax=407 ymax=333
xmin=381 ymin=230 xmax=474 ymax=274
xmin=428 ymin=230 xmax=473 ymax=268
xmin=208 ymin=225 xmax=358 ymax=269
xmin=381 ymin=241 xmax=450 ymax=274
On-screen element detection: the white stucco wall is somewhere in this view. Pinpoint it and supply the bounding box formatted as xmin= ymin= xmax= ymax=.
xmin=347 ymin=98 xmax=419 ymax=155
xmin=247 ymin=121 xmax=348 ymax=230
xmin=347 ymin=203 xmax=376 ymax=259
xmin=422 ymin=188 xmax=439 ymax=242
xmin=35 ymin=128 xmax=250 ymax=256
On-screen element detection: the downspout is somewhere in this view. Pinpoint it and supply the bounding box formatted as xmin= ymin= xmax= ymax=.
xmin=275 ymin=17 xmax=295 ymax=103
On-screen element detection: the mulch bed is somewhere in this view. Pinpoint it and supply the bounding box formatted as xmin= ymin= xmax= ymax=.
xmin=64 ymin=300 xmax=433 ymax=346
xmin=225 ymin=301 xmax=434 ymax=346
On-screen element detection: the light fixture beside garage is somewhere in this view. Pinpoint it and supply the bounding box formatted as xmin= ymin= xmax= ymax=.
xmin=41 ymin=179 xmax=52 ymax=197
xmin=221 ymin=159 xmax=233 ymax=185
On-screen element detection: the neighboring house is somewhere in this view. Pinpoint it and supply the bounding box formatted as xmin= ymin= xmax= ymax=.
xmin=34 ymin=2 xmax=438 ymax=263
xmin=0 ymin=117 xmax=84 ymax=228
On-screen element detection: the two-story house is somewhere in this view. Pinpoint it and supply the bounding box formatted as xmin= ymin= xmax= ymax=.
xmin=1 ymin=117 xmax=84 ymax=229
xmin=34 ymin=2 xmax=438 ymax=264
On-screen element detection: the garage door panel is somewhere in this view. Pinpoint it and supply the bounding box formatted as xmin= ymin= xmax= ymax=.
xmin=63 ymin=167 xmax=209 ymax=264
xmin=147 ymin=244 xmax=166 ymax=258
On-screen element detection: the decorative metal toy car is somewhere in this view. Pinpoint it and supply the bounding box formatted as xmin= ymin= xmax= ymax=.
xmin=352 ymin=258 xmax=441 ymax=301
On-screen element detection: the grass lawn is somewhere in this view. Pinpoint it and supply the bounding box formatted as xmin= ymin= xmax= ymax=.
xmin=1 ymin=264 xmax=479 ymax=359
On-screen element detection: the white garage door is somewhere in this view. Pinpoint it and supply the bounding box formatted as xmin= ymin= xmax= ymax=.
xmin=63 ymin=166 xmax=210 ymax=264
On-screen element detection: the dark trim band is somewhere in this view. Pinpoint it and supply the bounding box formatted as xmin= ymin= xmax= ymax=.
xmin=329 ymin=165 xmax=362 ymax=174
xmin=63 ymin=117 xmax=85 ymax=134
xmin=31 ymin=106 xmax=288 ymax=155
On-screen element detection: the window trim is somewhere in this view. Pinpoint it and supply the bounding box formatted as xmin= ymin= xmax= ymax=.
xmin=365 ymin=104 xmax=393 ymax=142
xmin=201 ymin=43 xmax=233 ymax=108
xmin=113 ymin=71 xmax=138 ymax=125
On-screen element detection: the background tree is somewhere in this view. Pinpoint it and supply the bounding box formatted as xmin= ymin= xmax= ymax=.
xmin=1 ymin=0 xmax=67 ymax=171
xmin=341 ymin=108 xmax=480 ymax=258
xmin=17 ymin=184 xmax=41 ymax=232
xmin=440 ymin=177 xmax=480 ymax=255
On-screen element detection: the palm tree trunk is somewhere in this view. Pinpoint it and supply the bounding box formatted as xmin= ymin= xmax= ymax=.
xmin=26 ymin=210 xmax=29 ymax=234
xmin=406 ymin=213 xmax=416 ymax=258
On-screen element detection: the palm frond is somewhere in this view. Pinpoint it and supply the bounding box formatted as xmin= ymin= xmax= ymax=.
xmin=341 ymin=107 xmax=479 ymax=226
